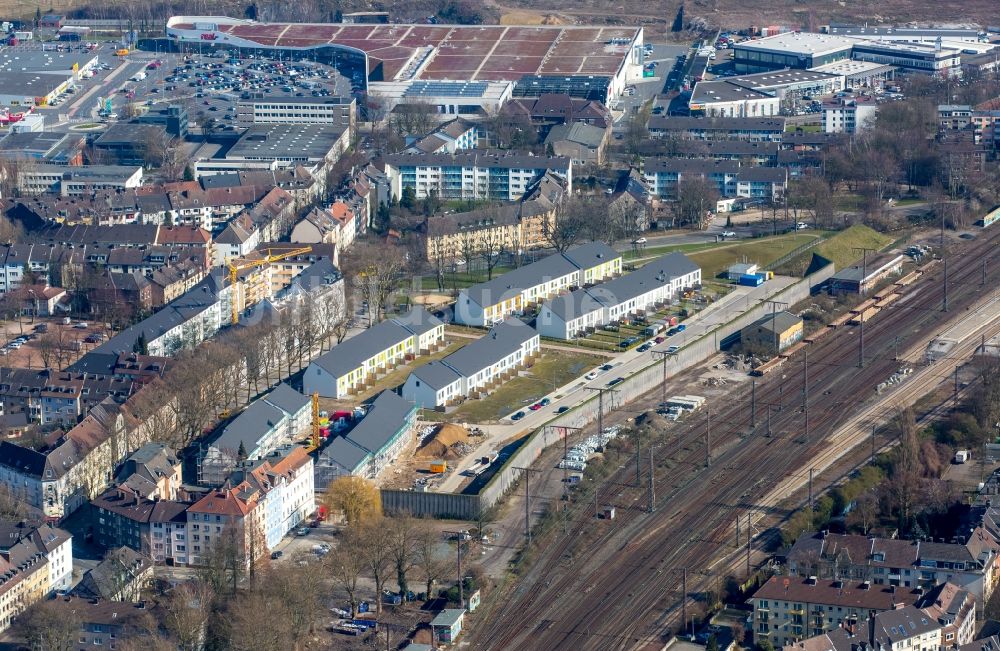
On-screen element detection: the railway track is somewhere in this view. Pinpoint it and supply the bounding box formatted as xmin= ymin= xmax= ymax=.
xmin=471 ymin=229 xmax=1000 ymax=651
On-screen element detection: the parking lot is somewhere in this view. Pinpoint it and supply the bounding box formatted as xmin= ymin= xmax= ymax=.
xmin=112 ymin=49 xmax=354 ymax=130
xmin=0 ymin=316 xmax=109 ymax=368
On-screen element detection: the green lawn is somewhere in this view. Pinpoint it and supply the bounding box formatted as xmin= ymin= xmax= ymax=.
xmin=431 ymin=351 xmax=605 ymax=423
xmin=812 ymin=224 xmax=894 ymax=270
xmin=686 ymin=232 xmax=823 ymax=279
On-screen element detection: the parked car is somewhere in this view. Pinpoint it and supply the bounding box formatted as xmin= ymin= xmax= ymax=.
xmin=511 ymin=411 xmax=526 ymax=421
xmin=721 ymin=230 xmax=736 ymax=238
xmin=655 ymin=336 xmax=666 ymax=344
xmin=529 ymin=403 xmax=542 ymax=411
xmin=607 ymin=377 xmax=625 ymax=387
xmin=676 ymin=324 xmax=687 ymax=332
xmin=540 ymin=398 xmax=551 ymax=406
xmin=556 ymin=406 xmax=570 ymax=414
xmin=295 ymin=527 xmax=310 ymax=536
xmin=637 ymin=343 xmax=652 ymax=352
xmin=270 ymin=550 xmax=283 ymax=559
xmin=666 ymin=345 xmax=680 ymax=354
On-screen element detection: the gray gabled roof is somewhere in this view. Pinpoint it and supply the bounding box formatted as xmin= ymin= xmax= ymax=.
xmin=213 ymin=400 xmax=286 ymax=455
xmin=345 ymin=391 xmax=416 ymax=456
xmin=438 ymin=318 xmax=537 ymax=377
xmin=311 ymin=319 xmax=413 ymax=378
xmin=310 ymin=306 xmax=443 ymax=379
xmin=409 ymin=360 xmax=463 ymax=391
xmin=544 ymin=122 xmax=607 ymax=148
xmin=319 ymin=435 xmax=371 ymax=474
xmin=546 ymin=252 xmax=698 ymax=319
xmin=390 ymin=305 xmax=443 ymax=337
xmin=747 ymin=310 xmax=802 ymax=335
xmin=461 ymin=242 xmax=618 ymax=308
xmin=263 ymin=382 xmax=309 ymax=416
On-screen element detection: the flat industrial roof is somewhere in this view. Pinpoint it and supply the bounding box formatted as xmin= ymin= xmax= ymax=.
xmin=728 ymin=68 xmax=842 ymax=89
xmin=809 ymin=59 xmax=896 ymax=76
xmin=226 ymin=123 xmax=346 ymax=160
xmin=735 ymin=32 xmax=856 ymax=57
xmin=0 ymin=49 xmax=97 ymax=75
xmin=691 ymin=80 xmax=773 ymax=104
xmin=0 ymin=71 xmax=68 ymax=97
xmin=167 ymin=17 xmax=640 ymax=82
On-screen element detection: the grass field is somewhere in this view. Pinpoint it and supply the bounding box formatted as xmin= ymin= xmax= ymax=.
xmin=812 ymin=224 xmax=894 ymax=270
xmin=684 ymin=232 xmax=823 ymax=279
xmin=428 ymin=350 xmax=603 ymax=423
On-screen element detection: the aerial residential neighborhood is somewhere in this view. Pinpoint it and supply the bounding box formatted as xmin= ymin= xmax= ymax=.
xmin=0 ymin=2 xmax=995 ymax=650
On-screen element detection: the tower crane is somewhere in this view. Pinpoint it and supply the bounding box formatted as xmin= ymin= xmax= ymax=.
xmin=226 ymin=246 xmax=312 ymax=325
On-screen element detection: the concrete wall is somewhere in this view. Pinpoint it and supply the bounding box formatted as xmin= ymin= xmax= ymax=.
xmin=381 ymin=488 xmax=482 ymax=520
xmin=387 ymin=264 xmax=836 ymax=518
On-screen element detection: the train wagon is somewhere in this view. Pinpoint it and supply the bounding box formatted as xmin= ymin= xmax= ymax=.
xmin=848 ymin=306 xmax=880 ymax=325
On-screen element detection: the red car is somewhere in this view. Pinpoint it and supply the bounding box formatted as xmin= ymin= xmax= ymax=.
xmin=655 ymin=336 xmax=666 ymax=344
xmin=529 ymin=403 xmax=542 ymax=411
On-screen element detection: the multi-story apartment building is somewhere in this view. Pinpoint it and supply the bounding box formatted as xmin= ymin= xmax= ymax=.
xmin=0 ymin=521 xmax=72 ymax=632
xmin=383 ymin=150 xmax=573 ymax=201
xmin=642 ymin=158 xmax=787 ymax=201
xmin=787 ymin=531 xmax=1000 ymax=608
xmin=17 ymin=164 xmax=144 ymax=196
xmin=822 ymin=97 xmax=878 ymax=134
xmin=648 ymin=115 xmax=787 ymax=142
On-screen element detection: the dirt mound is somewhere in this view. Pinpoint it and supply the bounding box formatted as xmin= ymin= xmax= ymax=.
xmin=416 ymin=423 xmax=471 ymax=460
xmin=500 ymin=10 xmax=564 ymax=25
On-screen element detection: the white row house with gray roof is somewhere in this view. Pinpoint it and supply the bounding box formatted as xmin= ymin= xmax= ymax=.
xmin=454 ymin=243 xmax=622 ymax=327
xmin=315 ymin=390 xmax=417 ymax=485
xmin=402 ymin=318 xmax=540 ymax=408
xmin=199 ymin=382 xmax=310 ymax=486
xmin=303 ymin=306 xmax=445 ymax=399
xmin=537 ymin=252 xmax=701 ymax=340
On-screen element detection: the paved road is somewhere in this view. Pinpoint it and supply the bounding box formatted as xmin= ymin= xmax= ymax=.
xmin=434 ymin=275 xmax=796 ymax=492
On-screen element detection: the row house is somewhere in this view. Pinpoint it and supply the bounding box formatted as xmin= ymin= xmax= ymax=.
xmin=403 ymin=318 xmax=540 ymax=408
xmin=0 ymin=521 xmax=72 ymax=632
xmin=199 ymin=383 xmax=310 ymax=486
xmin=537 ymin=252 xmax=701 ymax=340
xmin=502 ymin=94 xmax=613 ymax=137
xmin=0 ymin=243 xmax=87 ymax=295
xmin=383 ymin=149 xmax=573 ymax=202
xmin=148 ymin=259 xmax=208 ymax=307
xmin=304 ymin=306 xmax=445 ymax=399
xmin=315 ymin=391 xmax=416 ymax=485
xmin=454 ymin=242 xmax=621 ymax=327
xmin=92 ymin=486 xmax=192 ymax=564
xmin=290 ymin=202 xmax=357 ymax=251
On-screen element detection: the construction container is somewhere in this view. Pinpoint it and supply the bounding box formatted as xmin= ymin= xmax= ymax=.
xmin=738 ymin=273 xmax=765 ymax=287
xmin=429 ymin=460 xmax=447 ymax=474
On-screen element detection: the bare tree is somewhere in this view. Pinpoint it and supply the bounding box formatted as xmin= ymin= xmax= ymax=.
xmin=15 ymin=599 xmax=82 ymax=651
xmin=328 ymin=527 xmax=367 ymax=617
xmin=545 ymin=197 xmax=591 ymax=252
xmin=387 ymin=515 xmax=419 ymax=595
xmin=344 ymin=242 xmax=404 ymax=326
xmin=161 ymin=579 xmax=214 ymax=651
xmin=357 ymin=517 xmax=394 ymax=618
xmin=413 ymin=519 xmax=449 ymax=599
xmin=670 ymin=177 xmax=720 ymax=229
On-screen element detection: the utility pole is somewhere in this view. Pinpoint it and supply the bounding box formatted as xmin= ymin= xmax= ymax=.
xmin=983 ymin=259 xmax=988 ymax=286
xmin=651 ymin=350 xmax=678 ymax=406
xmin=512 ymin=467 xmax=541 ymax=545
xmin=647 ymin=447 xmax=656 ymax=513
xmin=803 ymin=346 xmax=809 ymax=441
xmin=854 ymin=247 xmax=877 ymax=368
xmin=551 ymin=426 xmax=581 ymax=508
xmin=705 ymin=406 xmax=712 ymax=467
xmin=751 ymin=378 xmax=757 ymax=429
xmin=633 ymin=427 xmax=642 ymax=487
xmin=586 ymin=387 xmax=619 ymax=443
xmin=746 ymin=510 xmax=752 ymax=578
xmin=943 ymin=257 xmax=949 ymax=312
xmin=871 ymin=423 xmax=876 ymax=464
xmin=954 ymin=365 xmax=960 ymax=408
xmin=682 ymin=568 xmax=688 ymax=637
xmin=443 ymin=530 xmax=465 ymax=608
xmin=808 ymin=468 xmax=814 ymax=512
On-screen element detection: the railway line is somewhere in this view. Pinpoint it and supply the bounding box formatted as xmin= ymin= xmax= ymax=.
xmin=470 ymin=229 xmax=1000 ymax=651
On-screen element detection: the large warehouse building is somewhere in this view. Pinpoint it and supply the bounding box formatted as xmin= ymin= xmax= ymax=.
xmin=166 ymin=17 xmax=645 ymax=103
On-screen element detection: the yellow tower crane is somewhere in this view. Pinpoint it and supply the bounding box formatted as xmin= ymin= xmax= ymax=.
xmin=226 ymin=246 xmax=312 ymax=325
xmin=308 ymin=391 xmax=321 ymax=452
